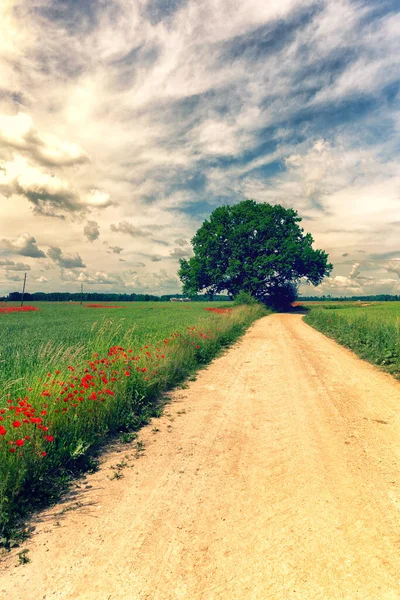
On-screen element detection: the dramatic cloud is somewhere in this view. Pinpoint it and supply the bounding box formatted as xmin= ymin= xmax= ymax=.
xmin=0 ymin=155 xmax=112 ymax=218
xmin=1 ymin=233 xmax=46 ymax=258
xmin=36 ymin=275 xmax=48 ymax=283
xmin=47 ymin=246 xmax=86 ymax=269
xmin=0 ymin=0 xmax=399 ymax=294
xmin=84 ymin=220 xmax=100 ymax=242
xmin=0 ymin=112 xmax=88 ymax=166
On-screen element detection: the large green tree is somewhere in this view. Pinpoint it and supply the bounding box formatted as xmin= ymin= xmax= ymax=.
xmin=178 ymin=200 xmax=332 ymax=307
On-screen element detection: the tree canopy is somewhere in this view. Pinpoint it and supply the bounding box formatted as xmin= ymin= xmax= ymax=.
xmin=178 ymin=200 xmax=332 ymax=307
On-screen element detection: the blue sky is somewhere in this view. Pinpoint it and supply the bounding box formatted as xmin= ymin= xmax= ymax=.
xmin=0 ymin=0 xmax=399 ymax=295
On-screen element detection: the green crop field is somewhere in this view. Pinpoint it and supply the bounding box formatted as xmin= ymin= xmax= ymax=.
xmin=0 ymin=301 xmax=235 ymax=390
xmin=0 ymin=301 xmax=267 ymax=541
xmin=304 ymin=302 xmax=400 ymax=376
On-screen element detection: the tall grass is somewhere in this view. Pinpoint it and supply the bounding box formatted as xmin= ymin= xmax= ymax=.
xmin=304 ymin=304 xmax=400 ymax=375
xmin=0 ymin=304 xmax=267 ymax=541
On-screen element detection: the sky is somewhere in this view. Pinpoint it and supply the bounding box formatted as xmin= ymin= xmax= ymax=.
xmin=0 ymin=0 xmax=399 ymax=297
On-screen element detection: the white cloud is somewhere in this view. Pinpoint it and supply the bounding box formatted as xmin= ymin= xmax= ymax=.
xmin=386 ymin=260 xmax=400 ymax=278
xmin=85 ymin=190 xmax=112 ymax=210
xmin=125 ymin=268 xmax=180 ymax=291
xmin=0 ymin=112 xmax=88 ymax=166
xmin=61 ymin=269 xmax=122 ymax=285
xmin=1 ymin=232 xmax=45 ymax=258
xmin=0 ymin=154 xmax=111 ymax=217
xmin=349 ymin=263 xmax=360 ymax=280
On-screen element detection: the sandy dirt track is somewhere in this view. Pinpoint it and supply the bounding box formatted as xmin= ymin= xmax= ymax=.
xmin=2 ymin=314 xmax=400 ymax=599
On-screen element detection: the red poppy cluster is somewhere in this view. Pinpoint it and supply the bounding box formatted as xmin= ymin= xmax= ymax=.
xmin=0 ymin=396 xmax=52 ymax=455
xmin=0 ymin=325 xmax=214 ymax=456
xmin=0 ymin=305 xmax=39 ymax=314
xmin=204 ymin=307 xmax=233 ymax=314
xmin=85 ymin=304 xmax=125 ymax=309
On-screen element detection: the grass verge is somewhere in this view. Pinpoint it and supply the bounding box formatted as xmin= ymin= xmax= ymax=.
xmin=304 ymin=307 xmax=400 ymax=376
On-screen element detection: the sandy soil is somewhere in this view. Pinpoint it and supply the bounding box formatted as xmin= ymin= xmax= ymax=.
xmin=2 ymin=314 xmax=400 ymax=599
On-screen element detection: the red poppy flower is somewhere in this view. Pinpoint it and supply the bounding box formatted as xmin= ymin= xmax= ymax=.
xmin=12 ymin=421 xmax=22 ymax=428
xmin=0 ymin=425 xmax=6 ymax=435
xmin=41 ymin=451 xmax=47 ymax=457
xmin=15 ymin=439 xmax=24 ymax=447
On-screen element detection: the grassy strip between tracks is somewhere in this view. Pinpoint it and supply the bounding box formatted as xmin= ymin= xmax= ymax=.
xmin=0 ymin=304 xmax=267 ymax=544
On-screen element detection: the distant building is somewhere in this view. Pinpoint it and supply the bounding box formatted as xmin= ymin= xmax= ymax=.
xmin=170 ymin=297 xmax=191 ymax=302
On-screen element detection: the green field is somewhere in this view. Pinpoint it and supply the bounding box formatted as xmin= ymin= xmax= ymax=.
xmin=0 ymin=302 xmax=235 ymax=391
xmin=0 ymin=301 xmax=267 ymax=540
xmin=304 ymin=302 xmax=400 ymax=376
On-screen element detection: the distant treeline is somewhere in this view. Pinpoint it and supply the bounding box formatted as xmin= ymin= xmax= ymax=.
xmin=299 ymin=295 xmax=400 ymax=302
xmin=1 ymin=291 xmax=232 ymax=303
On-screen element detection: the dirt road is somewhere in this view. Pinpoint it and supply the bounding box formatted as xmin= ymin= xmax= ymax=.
xmin=2 ymin=314 xmax=400 ymax=599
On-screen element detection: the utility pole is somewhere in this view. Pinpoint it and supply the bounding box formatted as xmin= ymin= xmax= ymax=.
xmin=80 ymin=283 xmax=84 ymax=305
xmin=21 ymin=272 xmax=27 ymax=307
